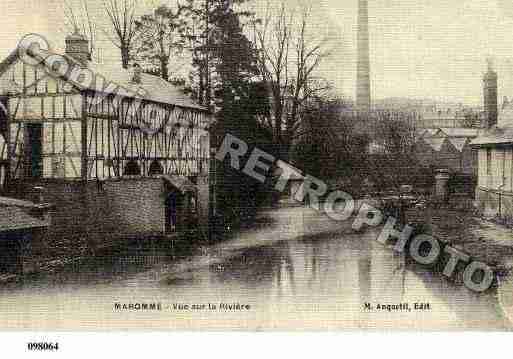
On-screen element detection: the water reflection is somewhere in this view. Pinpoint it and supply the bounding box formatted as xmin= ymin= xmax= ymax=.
xmin=194 ymin=231 xmax=509 ymax=330
xmin=0 ymin=207 xmax=509 ymax=330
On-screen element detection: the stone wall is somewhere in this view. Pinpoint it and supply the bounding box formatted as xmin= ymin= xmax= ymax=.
xmin=8 ymin=178 xmax=165 ymax=268
xmin=7 ymin=175 xmax=210 ymax=271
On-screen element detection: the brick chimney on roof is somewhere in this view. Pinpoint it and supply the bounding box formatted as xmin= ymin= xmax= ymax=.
xmin=131 ymin=63 xmax=142 ymax=84
xmin=65 ymin=28 xmax=90 ymax=65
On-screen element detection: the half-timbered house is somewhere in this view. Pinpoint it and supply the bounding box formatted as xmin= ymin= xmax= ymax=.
xmin=0 ymin=32 xmax=212 ymax=261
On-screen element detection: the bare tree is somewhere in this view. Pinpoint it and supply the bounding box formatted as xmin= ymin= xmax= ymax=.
xmin=103 ymin=0 xmax=140 ymax=69
xmin=253 ymin=3 xmax=330 ymax=160
xmin=63 ymin=0 xmax=97 ymax=60
xmin=135 ymin=5 xmax=187 ymax=81
xmin=179 ymin=0 xmax=214 ymax=106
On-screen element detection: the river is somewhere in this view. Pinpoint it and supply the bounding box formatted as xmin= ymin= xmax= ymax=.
xmin=0 ymin=205 xmax=511 ymax=330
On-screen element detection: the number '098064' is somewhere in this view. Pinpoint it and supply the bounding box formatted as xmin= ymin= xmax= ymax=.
xmin=27 ymin=342 xmax=59 ymax=351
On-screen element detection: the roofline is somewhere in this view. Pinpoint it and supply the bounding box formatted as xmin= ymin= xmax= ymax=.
xmin=0 ymin=196 xmax=37 ymax=208
xmin=0 ymin=47 xmax=210 ymax=113
xmin=470 ymin=141 xmax=513 ymax=147
xmin=81 ymin=88 xmax=211 ymax=114
xmin=0 ymin=49 xmax=20 ymax=78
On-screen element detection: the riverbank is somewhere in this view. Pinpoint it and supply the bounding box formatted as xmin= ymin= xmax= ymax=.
xmin=0 ymin=230 xmax=202 ymax=285
xmin=405 ymin=199 xmax=513 ymax=274
xmin=0 ymin=204 xmax=509 ymax=330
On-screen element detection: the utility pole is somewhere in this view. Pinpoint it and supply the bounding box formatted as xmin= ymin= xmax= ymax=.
xmin=205 ymin=0 xmax=217 ymax=242
xmin=205 ymin=0 xmax=211 ymax=108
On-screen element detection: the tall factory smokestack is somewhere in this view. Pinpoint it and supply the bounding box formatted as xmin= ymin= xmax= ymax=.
xmin=356 ymin=0 xmax=371 ymax=113
xmin=483 ymin=58 xmax=498 ymax=128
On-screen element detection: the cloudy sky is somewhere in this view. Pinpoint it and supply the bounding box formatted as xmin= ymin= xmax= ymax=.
xmin=2 ymin=0 xmax=513 ymax=105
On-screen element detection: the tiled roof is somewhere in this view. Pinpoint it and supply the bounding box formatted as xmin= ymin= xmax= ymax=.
xmin=471 ymin=127 xmax=513 ymax=146
xmin=422 ymin=113 xmax=457 ymax=121
xmin=447 ymin=137 xmax=469 ymax=152
xmin=86 ymin=61 xmax=205 ymax=110
xmin=0 ymin=207 xmax=48 ymax=232
xmin=0 ymin=47 xmax=206 ymax=111
xmin=416 ymin=129 xmax=427 ymax=137
xmin=422 ymin=128 xmax=440 ymax=137
xmin=0 ymin=50 xmax=18 ymax=78
xmin=437 ymin=128 xmax=480 ymax=138
xmin=421 ymin=137 xmax=446 ymax=152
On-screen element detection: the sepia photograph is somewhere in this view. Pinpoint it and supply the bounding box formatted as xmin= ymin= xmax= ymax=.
xmin=0 ymin=0 xmax=513 ymax=352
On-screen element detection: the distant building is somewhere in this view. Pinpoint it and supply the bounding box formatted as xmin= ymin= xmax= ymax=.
xmin=498 ymin=96 xmax=513 ymax=127
xmin=416 ymin=128 xmax=480 ymax=175
xmin=373 ymin=99 xmax=485 ymax=129
xmin=472 ymin=128 xmax=513 ymax=220
xmin=416 ymin=106 xmax=484 ymax=129
xmin=0 ymin=120 xmax=6 ymax=191
xmin=472 ymin=62 xmax=513 ymax=221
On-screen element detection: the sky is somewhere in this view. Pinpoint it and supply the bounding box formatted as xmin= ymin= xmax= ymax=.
xmin=2 ymin=0 xmax=513 ymax=106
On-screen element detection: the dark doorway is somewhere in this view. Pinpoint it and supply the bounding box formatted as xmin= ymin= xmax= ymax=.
xmin=0 ymin=232 xmax=24 ymax=274
xmin=165 ymin=191 xmax=182 ymax=233
xmin=25 ymin=124 xmax=43 ymax=178
xmin=148 ymin=160 xmax=164 ymax=176
xmin=123 ymin=160 xmax=141 ymax=176
xmin=0 ymin=163 xmax=5 ymax=192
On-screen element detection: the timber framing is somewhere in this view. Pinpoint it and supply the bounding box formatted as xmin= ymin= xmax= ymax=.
xmin=0 ymin=50 xmax=211 ymax=185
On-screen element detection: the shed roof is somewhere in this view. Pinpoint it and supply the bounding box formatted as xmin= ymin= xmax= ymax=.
xmin=0 ymin=207 xmax=48 ymax=232
xmin=0 ymin=196 xmax=36 ymax=208
xmin=162 ymin=175 xmax=197 ymax=193
xmin=471 ymin=127 xmax=513 ymax=146
xmin=273 ymin=160 xmax=304 ymax=180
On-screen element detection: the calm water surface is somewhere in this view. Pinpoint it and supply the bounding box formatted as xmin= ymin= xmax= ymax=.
xmin=0 ymin=206 xmax=511 ymax=330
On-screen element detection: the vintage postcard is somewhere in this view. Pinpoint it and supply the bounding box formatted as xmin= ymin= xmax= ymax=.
xmin=0 ymin=0 xmax=513 ymax=339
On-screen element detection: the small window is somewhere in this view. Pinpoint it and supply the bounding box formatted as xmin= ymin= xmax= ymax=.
xmin=123 ymin=160 xmax=141 ymax=176
xmin=188 ymin=176 xmax=198 ymax=185
xmin=148 ymin=160 xmax=164 ymax=176
xmin=486 ymin=148 xmax=492 ymax=176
